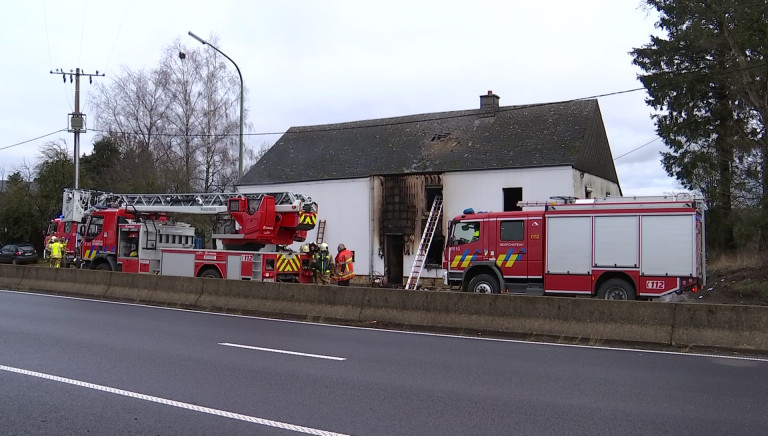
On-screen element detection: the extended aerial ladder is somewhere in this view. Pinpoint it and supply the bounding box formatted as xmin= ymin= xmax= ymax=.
xmin=61 ymin=188 xmax=318 ymax=249
xmin=62 ymin=188 xmax=317 ymax=221
xmin=405 ymin=195 xmax=443 ymax=290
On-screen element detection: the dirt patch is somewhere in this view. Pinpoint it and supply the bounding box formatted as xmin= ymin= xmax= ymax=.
xmin=688 ymin=265 xmax=768 ymax=306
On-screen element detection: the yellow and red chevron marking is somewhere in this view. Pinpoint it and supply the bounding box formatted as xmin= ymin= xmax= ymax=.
xmin=495 ymin=248 xmax=526 ymax=268
xmin=299 ymin=212 xmax=317 ymax=226
xmin=451 ymin=249 xmax=477 ymax=268
xmin=83 ymin=245 xmax=116 ymax=260
xmin=276 ymin=255 xmax=300 ymax=272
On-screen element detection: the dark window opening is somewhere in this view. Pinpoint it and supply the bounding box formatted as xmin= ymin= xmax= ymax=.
xmin=500 ymin=220 xmax=524 ymax=241
xmin=503 ymin=187 xmax=523 ymax=211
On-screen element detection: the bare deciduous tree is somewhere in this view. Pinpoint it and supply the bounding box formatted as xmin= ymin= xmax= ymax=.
xmin=90 ymin=35 xmax=244 ymax=193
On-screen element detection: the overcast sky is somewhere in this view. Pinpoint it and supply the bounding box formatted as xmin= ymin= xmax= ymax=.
xmin=0 ymin=0 xmax=680 ymax=196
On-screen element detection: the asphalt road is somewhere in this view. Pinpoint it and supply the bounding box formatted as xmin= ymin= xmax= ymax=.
xmin=1 ymin=290 xmax=767 ymax=436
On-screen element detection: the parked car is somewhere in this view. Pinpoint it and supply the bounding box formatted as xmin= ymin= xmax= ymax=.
xmin=0 ymin=243 xmax=39 ymax=265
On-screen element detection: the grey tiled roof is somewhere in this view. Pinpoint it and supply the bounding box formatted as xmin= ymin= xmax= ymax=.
xmin=240 ymin=99 xmax=619 ymax=185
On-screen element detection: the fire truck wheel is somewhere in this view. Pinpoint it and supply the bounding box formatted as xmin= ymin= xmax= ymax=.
xmin=95 ymin=263 xmax=112 ymax=271
xmin=198 ymin=267 xmax=222 ymax=279
xmin=597 ymin=278 xmax=636 ymax=300
xmin=468 ymin=274 xmax=500 ymax=294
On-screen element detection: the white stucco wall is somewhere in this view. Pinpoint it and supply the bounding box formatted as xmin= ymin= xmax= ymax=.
xmin=239 ymin=178 xmax=374 ymax=276
xmin=442 ymin=166 xmax=576 ymax=219
xmin=573 ymin=171 xmax=623 ymax=198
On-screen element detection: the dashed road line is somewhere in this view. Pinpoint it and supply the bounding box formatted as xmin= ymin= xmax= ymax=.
xmin=219 ymin=343 xmax=347 ymax=361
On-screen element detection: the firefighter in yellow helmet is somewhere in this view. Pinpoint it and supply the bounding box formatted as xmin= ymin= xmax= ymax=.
xmin=50 ymin=236 xmax=64 ymax=268
xmin=311 ymin=242 xmax=333 ymax=285
xmin=46 ymin=236 xmax=57 ymax=267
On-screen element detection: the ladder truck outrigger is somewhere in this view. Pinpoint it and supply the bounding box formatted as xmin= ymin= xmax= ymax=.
xmin=58 ymin=188 xmax=319 ymax=282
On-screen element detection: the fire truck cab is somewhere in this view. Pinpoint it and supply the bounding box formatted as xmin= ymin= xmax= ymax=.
xmin=444 ymin=195 xmax=706 ymax=300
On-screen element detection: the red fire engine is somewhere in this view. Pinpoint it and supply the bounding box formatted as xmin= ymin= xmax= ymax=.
xmin=56 ymin=189 xmax=318 ymax=282
xmin=443 ymin=195 xmax=706 ymax=300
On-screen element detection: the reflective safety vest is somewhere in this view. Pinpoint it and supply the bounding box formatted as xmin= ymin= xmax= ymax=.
xmin=335 ymin=249 xmax=355 ymax=280
xmin=51 ymin=241 xmax=63 ymax=258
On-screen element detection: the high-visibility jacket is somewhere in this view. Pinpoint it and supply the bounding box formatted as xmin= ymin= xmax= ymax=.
xmin=51 ymin=241 xmax=63 ymax=258
xmin=335 ymin=249 xmax=355 ymax=280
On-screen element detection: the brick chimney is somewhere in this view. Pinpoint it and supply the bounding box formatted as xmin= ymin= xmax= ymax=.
xmin=480 ymin=90 xmax=500 ymax=116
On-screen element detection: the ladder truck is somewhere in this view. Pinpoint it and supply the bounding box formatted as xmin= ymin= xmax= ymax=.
xmin=444 ymin=194 xmax=706 ymax=300
xmin=57 ymin=188 xmax=319 ymax=282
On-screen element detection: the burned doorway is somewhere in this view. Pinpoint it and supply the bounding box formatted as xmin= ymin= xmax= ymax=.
xmin=424 ymin=186 xmax=444 ymax=266
xmin=385 ymin=234 xmax=404 ymax=285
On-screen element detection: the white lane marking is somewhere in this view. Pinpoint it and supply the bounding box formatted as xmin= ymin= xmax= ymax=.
xmin=4 ymin=289 xmax=768 ymax=363
xmin=219 ymin=343 xmax=346 ymax=361
xmin=0 ymin=364 xmax=349 ymax=436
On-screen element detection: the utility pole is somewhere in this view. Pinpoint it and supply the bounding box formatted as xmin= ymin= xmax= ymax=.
xmin=50 ymin=68 xmax=105 ymax=189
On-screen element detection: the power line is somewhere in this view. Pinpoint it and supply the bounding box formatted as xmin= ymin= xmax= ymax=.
xmin=87 ymin=87 xmax=651 ymax=140
xmin=613 ymin=137 xmax=661 ymax=161
xmin=0 ymin=130 xmax=67 ymax=151
xmin=0 ymin=82 xmax=676 ymax=156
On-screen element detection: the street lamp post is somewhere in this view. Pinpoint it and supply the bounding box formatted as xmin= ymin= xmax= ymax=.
xmin=188 ymin=31 xmax=245 ymax=179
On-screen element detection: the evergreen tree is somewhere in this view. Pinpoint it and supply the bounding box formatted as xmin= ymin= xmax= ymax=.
xmin=632 ymin=0 xmax=768 ymax=250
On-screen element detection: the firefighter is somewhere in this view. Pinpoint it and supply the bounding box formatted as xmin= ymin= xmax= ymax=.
xmin=471 ymin=223 xmax=480 ymax=242
xmin=311 ymin=242 xmax=332 ymax=285
xmin=334 ymin=243 xmax=355 ymax=286
xmin=46 ymin=236 xmax=56 ymax=267
xmin=50 ymin=236 xmax=63 ymax=268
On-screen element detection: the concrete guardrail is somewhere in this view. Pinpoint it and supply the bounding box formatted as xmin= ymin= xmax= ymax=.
xmin=1 ymin=264 xmax=766 ymax=354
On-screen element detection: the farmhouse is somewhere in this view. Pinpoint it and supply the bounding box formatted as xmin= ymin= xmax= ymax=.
xmin=239 ymin=92 xmax=621 ymax=285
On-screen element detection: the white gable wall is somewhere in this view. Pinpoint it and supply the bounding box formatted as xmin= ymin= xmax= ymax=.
xmin=239 ymin=178 xmax=374 ymax=275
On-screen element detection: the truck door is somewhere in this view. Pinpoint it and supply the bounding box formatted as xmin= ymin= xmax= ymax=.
xmin=497 ymin=219 xmax=528 ymax=278
xmin=82 ymin=214 xmax=105 ymax=262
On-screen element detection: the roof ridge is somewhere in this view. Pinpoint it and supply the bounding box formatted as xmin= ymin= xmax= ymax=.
xmin=289 ymin=99 xmax=597 ymax=133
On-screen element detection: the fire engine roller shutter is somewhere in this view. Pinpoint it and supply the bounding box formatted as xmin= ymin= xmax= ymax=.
xmin=226 ymin=254 xmax=242 ymax=280
xmin=546 ymin=216 xmax=591 ymax=274
xmin=160 ymin=252 xmax=195 ymax=277
xmin=641 ymin=214 xmax=695 ymax=276
xmin=593 ymin=216 xmax=639 ymax=268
